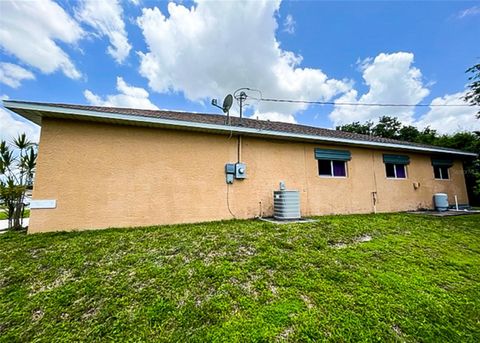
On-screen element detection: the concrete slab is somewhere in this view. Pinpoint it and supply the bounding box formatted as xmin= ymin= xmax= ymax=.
xmin=407 ymin=210 xmax=480 ymax=217
xmin=258 ymin=217 xmax=316 ymax=224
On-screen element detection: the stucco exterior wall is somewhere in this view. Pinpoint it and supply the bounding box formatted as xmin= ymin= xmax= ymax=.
xmin=29 ymin=118 xmax=469 ymax=233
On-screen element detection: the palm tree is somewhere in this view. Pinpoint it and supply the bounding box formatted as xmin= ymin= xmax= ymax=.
xmin=0 ymin=133 xmax=37 ymax=230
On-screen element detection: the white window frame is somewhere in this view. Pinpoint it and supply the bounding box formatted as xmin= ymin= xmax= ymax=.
xmin=385 ymin=163 xmax=408 ymax=179
xmin=434 ymin=165 xmax=450 ymax=180
xmin=318 ymin=160 xmax=348 ymax=178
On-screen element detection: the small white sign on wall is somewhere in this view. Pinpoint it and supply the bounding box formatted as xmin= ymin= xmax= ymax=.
xmin=30 ymin=200 xmax=57 ymax=209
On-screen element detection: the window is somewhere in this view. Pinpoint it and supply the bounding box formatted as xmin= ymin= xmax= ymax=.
xmin=431 ymin=158 xmax=452 ymax=180
xmin=314 ymin=148 xmax=351 ymax=178
xmin=383 ymin=154 xmax=409 ymax=179
xmin=434 ymin=165 xmax=449 ymax=180
xmin=318 ymin=160 xmax=347 ymax=177
xmin=385 ymin=163 xmax=407 ymax=179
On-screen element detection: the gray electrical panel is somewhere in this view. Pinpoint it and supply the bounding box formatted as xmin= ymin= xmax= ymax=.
xmin=225 ymin=162 xmax=247 ymax=183
xmin=225 ymin=163 xmax=235 ymax=184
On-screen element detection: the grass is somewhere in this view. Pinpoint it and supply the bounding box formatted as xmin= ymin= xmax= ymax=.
xmin=0 ymin=209 xmax=30 ymax=220
xmin=1 ymin=213 xmax=479 ymax=342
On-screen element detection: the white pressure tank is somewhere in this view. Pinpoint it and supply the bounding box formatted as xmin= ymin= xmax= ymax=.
xmin=434 ymin=193 xmax=449 ymax=212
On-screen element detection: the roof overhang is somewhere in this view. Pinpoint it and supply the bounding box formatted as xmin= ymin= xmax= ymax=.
xmin=3 ymin=100 xmax=477 ymax=158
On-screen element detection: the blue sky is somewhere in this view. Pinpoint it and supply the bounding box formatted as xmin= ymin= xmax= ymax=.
xmin=1 ymin=0 xmax=479 ymax=141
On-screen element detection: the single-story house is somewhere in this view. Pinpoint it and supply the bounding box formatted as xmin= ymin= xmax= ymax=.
xmin=3 ymin=100 xmax=476 ymax=233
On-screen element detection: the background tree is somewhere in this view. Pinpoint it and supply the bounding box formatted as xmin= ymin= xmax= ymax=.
xmin=336 ymin=121 xmax=374 ymax=135
xmin=464 ymin=63 xmax=480 ymax=118
xmin=371 ymin=116 xmax=402 ymax=139
xmin=0 ymin=133 xmax=37 ymax=230
xmin=415 ymin=127 xmax=438 ymax=145
xmin=398 ymin=125 xmax=421 ymax=142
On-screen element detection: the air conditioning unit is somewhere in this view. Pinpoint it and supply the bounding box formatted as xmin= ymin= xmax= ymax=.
xmin=273 ymin=182 xmax=300 ymax=220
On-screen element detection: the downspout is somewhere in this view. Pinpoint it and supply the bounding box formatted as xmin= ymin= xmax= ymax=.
xmin=237 ymin=136 xmax=242 ymax=163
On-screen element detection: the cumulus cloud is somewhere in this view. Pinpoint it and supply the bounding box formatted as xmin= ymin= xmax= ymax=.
xmin=252 ymin=111 xmax=296 ymax=123
xmin=0 ymin=0 xmax=83 ymax=79
xmin=84 ymin=77 xmax=158 ymax=110
xmin=76 ymin=0 xmax=131 ymax=63
xmin=0 ymin=63 xmax=35 ymax=88
xmin=136 ymin=0 xmax=350 ymax=122
xmin=416 ymin=92 xmax=480 ymax=134
xmin=330 ymin=52 xmax=430 ymax=126
xmin=283 ymin=14 xmax=296 ymax=34
xmin=0 ymin=107 xmax=40 ymax=143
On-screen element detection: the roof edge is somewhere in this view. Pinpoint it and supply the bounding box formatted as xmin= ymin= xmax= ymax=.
xmin=3 ymin=100 xmax=477 ymax=157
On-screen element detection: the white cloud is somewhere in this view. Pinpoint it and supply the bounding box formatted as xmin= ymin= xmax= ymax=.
xmin=84 ymin=77 xmax=158 ymax=110
xmin=252 ymin=110 xmax=296 ymax=123
xmin=76 ymin=0 xmax=131 ymax=63
xmin=330 ymin=52 xmax=430 ymax=126
xmin=457 ymin=5 xmax=480 ymax=19
xmin=136 ymin=0 xmax=350 ymax=122
xmin=0 ymin=63 xmax=35 ymax=88
xmin=0 ymin=107 xmax=40 ymax=143
xmin=283 ymin=14 xmax=296 ymax=34
xmin=0 ymin=0 xmax=83 ymax=79
xmin=416 ymin=92 xmax=480 ymax=134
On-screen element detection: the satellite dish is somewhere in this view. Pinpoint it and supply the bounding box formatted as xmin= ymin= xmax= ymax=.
xmin=222 ymin=94 xmax=233 ymax=113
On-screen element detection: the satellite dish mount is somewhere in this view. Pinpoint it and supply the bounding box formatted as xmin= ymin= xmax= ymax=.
xmin=211 ymin=94 xmax=233 ymax=113
xmin=211 ymin=94 xmax=233 ymax=124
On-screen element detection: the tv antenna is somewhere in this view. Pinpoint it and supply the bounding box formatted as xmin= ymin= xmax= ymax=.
xmin=233 ymin=88 xmax=250 ymax=119
xmin=233 ymin=88 xmax=262 ymax=120
xmin=211 ymin=88 xmax=262 ymax=122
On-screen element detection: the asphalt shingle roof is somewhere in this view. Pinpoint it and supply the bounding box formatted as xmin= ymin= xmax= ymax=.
xmin=4 ymin=100 xmax=476 ymax=157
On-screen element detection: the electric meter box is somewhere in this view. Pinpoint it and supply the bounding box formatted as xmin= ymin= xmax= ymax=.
xmin=235 ymin=163 xmax=247 ymax=179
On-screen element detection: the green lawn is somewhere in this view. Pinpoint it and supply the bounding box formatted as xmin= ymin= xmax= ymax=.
xmin=1 ymin=214 xmax=479 ymax=342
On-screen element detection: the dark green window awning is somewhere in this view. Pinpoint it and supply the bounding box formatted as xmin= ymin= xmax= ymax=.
xmin=383 ymin=154 xmax=410 ymax=165
xmin=431 ymin=158 xmax=453 ymax=167
xmin=314 ymin=148 xmax=351 ymax=161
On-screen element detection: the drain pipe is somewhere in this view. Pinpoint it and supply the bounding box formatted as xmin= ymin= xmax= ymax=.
xmin=455 ymin=195 xmax=459 ymax=211
xmin=371 ymin=151 xmax=378 ymax=214
xmin=372 ymin=192 xmax=378 ymax=214
xmin=237 ymin=135 xmax=242 ymax=163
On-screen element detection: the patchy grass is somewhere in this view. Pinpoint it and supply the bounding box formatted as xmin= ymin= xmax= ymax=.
xmin=0 ymin=209 xmax=30 ymax=220
xmin=1 ymin=213 xmax=479 ymax=342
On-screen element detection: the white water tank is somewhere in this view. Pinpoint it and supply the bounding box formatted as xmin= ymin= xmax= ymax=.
xmin=434 ymin=193 xmax=449 ymax=212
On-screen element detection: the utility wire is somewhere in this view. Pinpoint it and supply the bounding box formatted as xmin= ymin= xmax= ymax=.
xmin=249 ymin=96 xmax=475 ymax=107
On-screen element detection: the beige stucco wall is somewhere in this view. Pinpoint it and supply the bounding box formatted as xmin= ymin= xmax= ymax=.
xmin=29 ymin=118 xmax=469 ymax=233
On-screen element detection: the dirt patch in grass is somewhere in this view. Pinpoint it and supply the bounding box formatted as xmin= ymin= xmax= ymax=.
xmin=328 ymin=234 xmax=373 ymax=248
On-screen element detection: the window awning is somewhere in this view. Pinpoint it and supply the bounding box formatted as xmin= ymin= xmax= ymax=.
xmin=383 ymin=154 xmax=410 ymax=165
xmin=315 ymin=148 xmax=351 ymax=161
xmin=431 ymin=158 xmax=453 ymax=167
